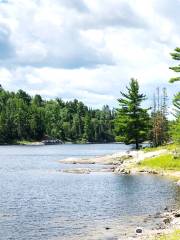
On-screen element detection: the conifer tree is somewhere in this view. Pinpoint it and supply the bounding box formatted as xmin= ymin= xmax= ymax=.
xmin=115 ymin=78 xmax=149 ymax=149
xmin=169 ymin=47 xmax=180 ymax=145
xmin=169 ymin=47 xmax=180 ymax=83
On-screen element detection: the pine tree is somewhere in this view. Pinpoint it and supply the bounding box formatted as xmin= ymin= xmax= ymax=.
xmin=169 ymin=47 xmax=180 ymax=83
xmin=115 ymin=78 xmax=149 ymax=149
xmin=169 ymin=47 xmax=180 ymax=146
xmin=173 ymin=92 xmax=180 ymax=117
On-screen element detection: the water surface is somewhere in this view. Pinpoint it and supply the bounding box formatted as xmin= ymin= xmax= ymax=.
xmin=0 ymin=144 xmax=179 ymax=240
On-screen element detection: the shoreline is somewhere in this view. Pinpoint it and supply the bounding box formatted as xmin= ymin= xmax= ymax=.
xmin=60 ymin=148 xmax=180 ymax=181
xmin=59 ymin=148 xmax=180 ymax=239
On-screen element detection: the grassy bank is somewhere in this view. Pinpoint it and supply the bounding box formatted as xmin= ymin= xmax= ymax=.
xmin=143 ymin=144 xmax=178 ymax=152
xmin=139 ymin=154 xmax=180 ymax=171
xmin=154 ymin=229 xmax=180 ymax=240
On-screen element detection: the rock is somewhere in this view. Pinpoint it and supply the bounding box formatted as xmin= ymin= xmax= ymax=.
xmin=105 ymin=227 xmax=111 ymax=230
xmin=136 ymin=228 xmax=142 ymax=233
xmin=120 ymin=169 xmax=131 ymax=175
xmin=164 ymin=206 xmax=168 ymax=211
xmin=148 ymin=170 xmax=158 ymax=174
xmin=154 ymin=212 xmax=161 ymax=218
xmin=174 ymin=212 xmax=180 ymax=218
xmin=177 ymin=180 xmax=180 ymax=186
xmin=63 ymin=168 xmax=91 ymax=174
xmin=163 ymin=217 xmax=171 ymax=224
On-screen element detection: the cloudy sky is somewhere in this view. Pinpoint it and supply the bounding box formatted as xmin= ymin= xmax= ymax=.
xmin=0 ymin=0 xmax=179 ymax=109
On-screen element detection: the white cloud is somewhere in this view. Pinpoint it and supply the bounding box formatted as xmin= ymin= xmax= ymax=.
xmin=0 ymin=0 xmax=179 ymax=109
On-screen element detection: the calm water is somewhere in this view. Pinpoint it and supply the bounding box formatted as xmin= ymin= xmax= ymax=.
xmin=0 ymin=144 xmax=180 ymax=240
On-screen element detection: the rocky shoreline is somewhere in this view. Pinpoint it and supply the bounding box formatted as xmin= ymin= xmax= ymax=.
xmin=59 ymin=149 xmax=180 ymax=183
xmin=132 ymin=208 xmax=180 ymax=240
xmin=59 ymin=149 xmax=180 ymax=239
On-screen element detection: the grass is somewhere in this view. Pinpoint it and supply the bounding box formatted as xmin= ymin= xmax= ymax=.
xmin=140 ymin=154 xmax=180 ymax=171
xmin=16 ymin=140 xmax=41 ymax=145
xmin=143 ymin=144 xmax=178 ymax=152
xmin=154 ymin=230 xmax=180 ymax=240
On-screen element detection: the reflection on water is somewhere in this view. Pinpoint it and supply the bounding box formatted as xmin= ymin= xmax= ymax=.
xmin=0 ymin=144 xmax=179 ymax=240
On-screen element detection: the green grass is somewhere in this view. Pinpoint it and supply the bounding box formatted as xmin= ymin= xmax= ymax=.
xmin=16 ymin=140 xmax=40 ymax=145
xmin=154 ymin=230 xmax=180 ymax=240
xmin=140 ymin=154 xmax=180 ymax=171
xmin=143 ymin=144 xmax=178 ymax=152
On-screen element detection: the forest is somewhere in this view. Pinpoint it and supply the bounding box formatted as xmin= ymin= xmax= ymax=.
xmin=0 ymin=47 xmax=179 ymax=147
xmin=0 ymin=85 xmax=115 ymax=144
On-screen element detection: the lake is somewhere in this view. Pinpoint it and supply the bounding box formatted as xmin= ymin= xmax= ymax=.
xmin=0 ymin=144 xmax=180 ymax=240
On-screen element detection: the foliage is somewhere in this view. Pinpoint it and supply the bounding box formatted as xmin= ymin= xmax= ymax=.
xmin=0 ymin=86 xmax=115 ymax=144
xmin=150 ymin=88 xmax=169 ymax=147
xmin=173 ymin=92 xmax=180 ymax=117
xmin=115 ymin=78 xmax=149 ymax=149
xmin=140 ymin=154 xmax=180 ymax=171
xmin=170 ymin=117 xmax=180 ymax=144
xmin=169 ymin=47 xmax=180 ymax=146
xmin=169 ymin=47 xmax=180 ymax=83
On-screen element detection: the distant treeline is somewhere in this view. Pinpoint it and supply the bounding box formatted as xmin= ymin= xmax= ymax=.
xmin=0 ymin=85 xmax=115 ymax=144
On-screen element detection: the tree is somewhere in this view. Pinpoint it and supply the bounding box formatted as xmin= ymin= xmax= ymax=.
xmin=169 ymin=47 xmax=180 ymax=146
xmin=115 ymin=78 xmax=149 ymax=149
xmin=169 ymin=47 xmax=180 ymax=83
xmin=172 ymin=92 xmax=180 ymax=117
xmin=171 ymin=118 xmax=180 ymax=145
xmin=150 ymin=88 xmax=169 ymax=147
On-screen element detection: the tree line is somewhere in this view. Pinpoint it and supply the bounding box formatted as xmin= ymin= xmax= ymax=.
xmin=0 ymin=86 xmax=115 ymax=144
xmin=0 ymin=47 xmax=179 ymax=147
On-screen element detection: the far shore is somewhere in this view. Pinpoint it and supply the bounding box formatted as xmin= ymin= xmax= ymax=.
xmin=0 ymin=141 xmax=124 ymax=146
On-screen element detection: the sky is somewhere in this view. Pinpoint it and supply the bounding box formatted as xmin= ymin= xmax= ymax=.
xmin=0 ymin=0 xmax=179 ymax=110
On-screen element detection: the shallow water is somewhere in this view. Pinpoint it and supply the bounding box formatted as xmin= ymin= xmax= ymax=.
xmin=0 ymin=144 xmax=179 ymax=240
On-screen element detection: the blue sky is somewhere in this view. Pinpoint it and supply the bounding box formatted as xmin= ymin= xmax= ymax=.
xmin=0 ymin=0 xmax=179 ymax=111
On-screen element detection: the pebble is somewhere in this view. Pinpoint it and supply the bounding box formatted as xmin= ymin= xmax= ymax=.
xmin=136 ymin=228 xmax=142 ymax=233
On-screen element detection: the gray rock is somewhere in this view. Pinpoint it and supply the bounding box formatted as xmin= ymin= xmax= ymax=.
xmin=163 ymin=218 xmax=171 ymax=224
xmin=136 ymin=228 xmax=142 ymax=233
xmin=63 ymin=168 xmax=91 ymax=174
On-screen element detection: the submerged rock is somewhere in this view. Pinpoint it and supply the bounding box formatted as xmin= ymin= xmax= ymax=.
xmin=63 ymin=168 xmax=91 ymax=174
xmin=105 ymin=226 xmax=111 ymax=230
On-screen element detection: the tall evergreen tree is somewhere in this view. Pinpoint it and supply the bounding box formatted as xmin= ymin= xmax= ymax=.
xmin=169 ymin=47 xmax=180 ymax=83
xmin=115 ymin=78 xmax=149 ymax=149
xmin=169 ymin=47 xmax=180 ymax=146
